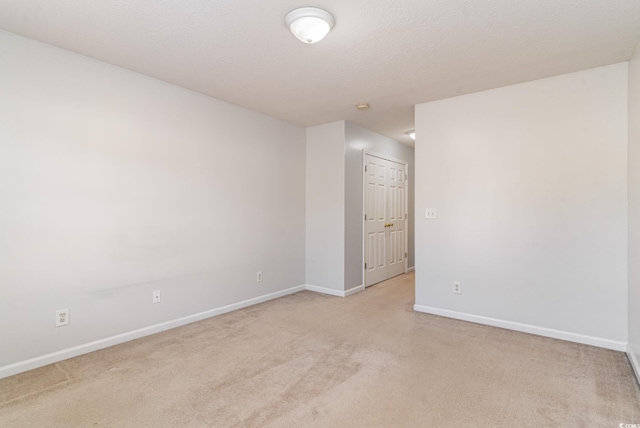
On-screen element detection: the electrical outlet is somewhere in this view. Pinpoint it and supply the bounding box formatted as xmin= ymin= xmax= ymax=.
xmin=453 ymin=281 xmax=461 ymax=294
xmin=256 ymin=271 xmax=263 ymax=283
xmin=153 ymin=290 xmax=161 ymax=304
xmin=425 ymin=208 xmax=437 ymax=219
xmin=56 ymin=308 xmax=69 ymax=327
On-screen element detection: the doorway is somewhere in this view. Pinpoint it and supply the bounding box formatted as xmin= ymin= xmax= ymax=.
xmin=363 ymin=152 xmax=408 ymax=287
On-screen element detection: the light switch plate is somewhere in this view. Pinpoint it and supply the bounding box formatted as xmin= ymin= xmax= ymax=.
xmin=425 ymin=208 xmax=437 ymax=219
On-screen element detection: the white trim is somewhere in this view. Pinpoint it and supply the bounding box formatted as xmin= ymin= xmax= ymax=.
xmin=413 ymin=304 xmax=627 ymax=351
xmin=627 ymin=344 xmax=640 ymax=385
xmin=344 ymin=284 xmax=365 ymax=297
xmin=363 ymin=150 xmax=409 ymax=166
xmin=407 ymin=266 xmax=415 ymax=273
xmin=304 ymin=284 xmax=344 ymax=297
xmin=0 ymin=285 xmax=306 ymax=380
xmin=362 ymin=152 xmax=366 ymax=289
xmin=304 ymin=284 xmax=364 ymax=297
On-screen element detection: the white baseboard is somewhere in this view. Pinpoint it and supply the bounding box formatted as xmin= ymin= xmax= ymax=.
xmin=413 ymin=304 xmax=627 ymax=352
xmin=344 ymin=284 xmax=365 ymax=296
xmin=304 ymin=284 xmax=364 ymax=297
xmin=407 ymin=266 xmax=415 ymax=273
xmin=304 ymin=284 xmax=344 ymax=297
xmin=0 ymin=284 xmax=306 ymax=380
xmin=628 ymin=344 xmax=640 ymax=384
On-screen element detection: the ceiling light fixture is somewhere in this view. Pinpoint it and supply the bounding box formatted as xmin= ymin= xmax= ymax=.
xmin=356 ymin=103 xmax=370 ymax=110
xmin=285 ymin=7 xmax=335 ymax=44
xmin=406 ymin=130 xmax=415 ymax=141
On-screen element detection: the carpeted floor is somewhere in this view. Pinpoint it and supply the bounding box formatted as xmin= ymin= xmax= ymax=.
xmin=1 ymin=272 xmax=639 ymax=427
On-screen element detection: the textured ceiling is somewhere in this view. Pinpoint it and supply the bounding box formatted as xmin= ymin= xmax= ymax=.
xmin=1 ymin=1 xmax=640 ymax=146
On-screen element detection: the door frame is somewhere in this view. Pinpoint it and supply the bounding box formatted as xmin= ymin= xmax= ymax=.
xmin=362 ymin=150 xmax=409 ymax=287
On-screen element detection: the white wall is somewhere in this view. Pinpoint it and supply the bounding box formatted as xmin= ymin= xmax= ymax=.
xmin=629 ymin=42 xmax=640 ymax=377
xmin=345 ymin=122 xmax=415 ymax=289
xmin=307 ymin=121 xmax=414 ymax=293
xmin=414 ymin=64 xmax=628 ymax=348
xmin=0 ymin=31 xmax=306 ymax=370
xmin=305 ymin=121 xmax=346 ymax=292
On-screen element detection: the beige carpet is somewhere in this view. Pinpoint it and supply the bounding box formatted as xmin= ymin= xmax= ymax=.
xmin=1 ymin=272 xmax=639 ymax=427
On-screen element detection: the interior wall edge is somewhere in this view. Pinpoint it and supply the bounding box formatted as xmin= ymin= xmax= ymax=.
xmin=628 ymin=344 xmax=640 ymax=385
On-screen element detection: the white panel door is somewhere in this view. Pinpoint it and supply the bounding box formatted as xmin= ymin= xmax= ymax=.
xmin=364 ymin=154 xmax=407 ymax=287
xmin=387 ymin=161 xmax=407 ymax=278
xmin=364 ymin=155 xmax=389 ymax=286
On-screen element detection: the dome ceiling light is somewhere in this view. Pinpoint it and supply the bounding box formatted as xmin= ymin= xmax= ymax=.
xmin=285 ymin=7 xmax=335 ymax=44
xmin=406 ymin=130 xmax=416 ymax=141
